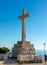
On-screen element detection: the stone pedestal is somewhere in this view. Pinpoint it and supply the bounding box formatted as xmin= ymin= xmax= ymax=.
xmin=12 ymin=41 xmax=35 ymax=61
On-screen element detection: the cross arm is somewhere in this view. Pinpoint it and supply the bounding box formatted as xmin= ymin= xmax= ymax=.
xmin=18 ymin=13 xmax=30 ymax=19
xmin=24 ymin=13 xmax=30 ymax=18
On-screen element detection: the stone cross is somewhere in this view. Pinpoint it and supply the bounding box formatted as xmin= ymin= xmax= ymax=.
xmin=18 ymin=9 xmax=30 ymax=43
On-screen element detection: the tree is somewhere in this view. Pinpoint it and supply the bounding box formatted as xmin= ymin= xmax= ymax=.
xmin=0 ymin=47 xmax=9 ymax=54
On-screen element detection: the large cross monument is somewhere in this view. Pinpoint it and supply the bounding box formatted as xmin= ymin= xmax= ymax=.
xmin=12 ymin=9 xmax=35 ymax=63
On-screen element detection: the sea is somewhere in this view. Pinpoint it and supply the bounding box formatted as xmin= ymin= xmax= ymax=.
xmin=36 ymin=50 xmax=47 ymax=60
xmin=36 ymin=50 xmax=47 ymax=55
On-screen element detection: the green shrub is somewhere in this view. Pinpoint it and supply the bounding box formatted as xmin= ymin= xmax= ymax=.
xmin=0 ymin=47 xmax=9 ymax=54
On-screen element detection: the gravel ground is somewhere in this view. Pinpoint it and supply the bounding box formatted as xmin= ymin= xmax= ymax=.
xmin=0 ymin=60 xmax=47 ymax=65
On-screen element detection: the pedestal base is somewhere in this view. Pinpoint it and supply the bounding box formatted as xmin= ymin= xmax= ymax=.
xmin=12 ymin=41 xmax=35 ymax=57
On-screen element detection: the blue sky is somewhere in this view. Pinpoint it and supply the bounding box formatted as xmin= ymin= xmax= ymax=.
xmin=0 ymin=0 xmax=47 ymax=50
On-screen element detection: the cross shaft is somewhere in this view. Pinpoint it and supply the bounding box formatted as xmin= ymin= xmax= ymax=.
xmin=18 ymin=9 xmax=30 ymax=43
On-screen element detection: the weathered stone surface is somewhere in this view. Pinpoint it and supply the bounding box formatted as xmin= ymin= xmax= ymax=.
xmin=12 ymin=41 xmax=35 ymax=57
xmin=17 ymin=54 xmax=42 ymax=63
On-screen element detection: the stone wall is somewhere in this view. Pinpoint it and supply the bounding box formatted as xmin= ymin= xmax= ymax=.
xmin=0 ymin=54 xmax=12 ymax=60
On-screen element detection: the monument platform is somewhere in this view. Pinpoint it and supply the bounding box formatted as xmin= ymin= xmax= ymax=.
xmin=12 ymin=41 xmax=35 ymax=57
